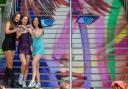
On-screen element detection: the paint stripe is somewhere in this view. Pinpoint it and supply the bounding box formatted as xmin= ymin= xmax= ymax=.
xmin=79 ymin=24 xmax=91 ymax=87
xmin=107 ymin=0 xmax=122 ymax=79
xmin=115 ymin=26 xmax=128 ymax=43
xmin=95 ymin=16 xmax=111 ymax=87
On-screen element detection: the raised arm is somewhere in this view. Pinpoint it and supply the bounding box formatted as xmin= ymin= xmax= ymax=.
xmin=33 ymin=29 xmax=44 ymax=38
xmin=27 ymin=25 xmax=34 ymax=36
xmin=16 ymin=27 xmax=23 ymax=38
xmin=16 ymin=25 xmax=25 ymax=38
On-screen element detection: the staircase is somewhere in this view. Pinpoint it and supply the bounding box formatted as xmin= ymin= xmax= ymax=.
xmin=1 ymin=0 xmax=127 ymax=89
xmin=0 ymin=0 xmax=70 ymax=88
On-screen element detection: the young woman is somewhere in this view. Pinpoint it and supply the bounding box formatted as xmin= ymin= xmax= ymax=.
xmin=16 ymin=15 xmax=32 ymax=87
xmin=2 ymin=13 xmax=21 ymax=88
xmin=28 ymin=17 xmax=45 ymax=88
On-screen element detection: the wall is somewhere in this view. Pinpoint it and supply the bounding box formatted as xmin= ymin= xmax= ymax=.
xmin=0 ymin=0 xmax=128 ymax=89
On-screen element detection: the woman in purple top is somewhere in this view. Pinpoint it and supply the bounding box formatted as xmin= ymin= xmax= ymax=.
xmin=16 ymin=15 xmax=32 ymax=87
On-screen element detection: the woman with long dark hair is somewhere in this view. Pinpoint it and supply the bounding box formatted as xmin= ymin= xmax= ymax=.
xmin=2 ymin=13 xmax=21 ymax=88
xmin=16 ymin=15 xmax=32 ymax=87
xmin=28 ymin=17 xmax=45 ymax=88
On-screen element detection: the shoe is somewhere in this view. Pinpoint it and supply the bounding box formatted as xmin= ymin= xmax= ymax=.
xmin=8 ymin=68 xmax=19 ymax=88
xmin=22 ymin=81 xmax=27 ymax=87
xmin=4 ymin=68 xmax=9 ymax=87
xmin=28 ymin=80 xmax=36 ymax=87
xmin=35 ymin=82 xmax=41 ymax=88
xmin=18 ymin=74 xmax=23 ymax=85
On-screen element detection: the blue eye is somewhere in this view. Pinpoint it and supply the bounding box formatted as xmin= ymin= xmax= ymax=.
xmin=77 ymin=15 xmax=99 ymax=25
xmin=41 ymin=17 xmax=55 ymax=27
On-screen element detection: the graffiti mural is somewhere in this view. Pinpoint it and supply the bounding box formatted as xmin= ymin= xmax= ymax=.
xmin=0 ymin=0 xmax=128 ymax=88
xmin=71 ymin=0 xmax=128 ymax=88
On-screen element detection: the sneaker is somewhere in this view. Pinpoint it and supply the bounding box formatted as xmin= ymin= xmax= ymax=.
xmin=22 ymin=81 xmax=27 ymax=87
xmin=28 ymin=80 xmax=36 ymax=87
xmin=35 ymin=82 xmax=41 ymax=88
xmin=18 ymin=74 xmax=23 ymax=85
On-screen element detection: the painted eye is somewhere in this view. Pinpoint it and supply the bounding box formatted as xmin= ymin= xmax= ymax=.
xmin=77 ymin=15 xmax=99 ymax=25
xmin=41 ymin=17 xmax=55 ymax=27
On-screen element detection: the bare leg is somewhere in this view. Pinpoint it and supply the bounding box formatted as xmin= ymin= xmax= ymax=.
xmin=19 ymin=54 xmax=26 ymax=75
xmin=4 ymin=50 xmax=14 ymax=69
xmin=4 ymin=50 xmax=18 ymax=87
xmin=3 ymin=50 xmax=14 ymax=87
xmin=32 ymin=55 xmax=41 ymax=81
xmin=11 ymin=51 xmax=15 ymax=61
xmin=36 ymin=62 xmax=40 ymax=82
xmin=24 ymin=54 xmax=30 ymax=81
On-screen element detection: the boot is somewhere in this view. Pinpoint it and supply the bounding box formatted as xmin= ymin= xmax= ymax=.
xmin=4 ymin=68 xmax=9 ymax=87
xmin=8 ymin=68 xmax=19 ymax=88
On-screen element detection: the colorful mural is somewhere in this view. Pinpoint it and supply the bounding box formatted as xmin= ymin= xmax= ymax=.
xmin=71 ymin=0 xmax=128 ymax=88
xmin=0 ymin=0 xmax=128 ymax=88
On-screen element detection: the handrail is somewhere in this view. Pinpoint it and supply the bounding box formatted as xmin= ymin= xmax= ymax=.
xmin=0 ymin=4 xmax=6 ymax=6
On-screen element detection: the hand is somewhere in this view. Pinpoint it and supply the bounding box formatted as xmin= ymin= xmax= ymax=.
xmin=19 ymin=25 xmax=26 ymax=29
xmin=18 ymin=25 xmax=25 ymax=32
xmin=26 ymin=25 xmax=31 ymax=28
xmin=26 ymin=24 xmax=33 ymax=29
xmin=30 ymin=46 xmax=33 ymax=51
xmin=14 ymin=27 xmax=18 ymax=31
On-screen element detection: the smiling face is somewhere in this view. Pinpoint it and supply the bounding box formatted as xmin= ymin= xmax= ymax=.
xmin=14 ymin=14 xmax=21 ymax=23
xmin=17 ymin=0 xmax=127 ymax=87
xmin=21 ymin=16 xmax=29 ymax=25
xmin=33 ymin=18 xmax=39 ymax=28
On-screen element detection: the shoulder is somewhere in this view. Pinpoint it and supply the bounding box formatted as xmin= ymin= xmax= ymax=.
xmin=6 ymin=21 xmax=11 ymax=25
xmin=39 ymin=28 xmax=44 ymax=32
xmin=40 ymin=28 xmax=43 ymax=30
xmin=6 ymin=21 xmax=12 ymax=28
xmin=40 ymin=28 xmax=44 ymax=32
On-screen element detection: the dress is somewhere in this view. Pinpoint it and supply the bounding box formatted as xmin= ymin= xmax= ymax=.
xmin=18 ymin=30 xmax=32 ymax=55
xmin=32 ymin=35 xmax=45 ymax=56
xmin=2 ymin=26 xmax=16 ymax=51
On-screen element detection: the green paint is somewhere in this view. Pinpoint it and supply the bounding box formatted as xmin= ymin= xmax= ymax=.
xmin=0 ymin=0 xmax=7 ymax=16
xmin=1 ymin=7 xmax=5 ymax=16
xmin=0 ymin=0 xmax=7 ymax=4
xmin=107 ymin=0 xmax=122 ymax=80
xmin=0 ymin=49 xmax=3 ymax=59
xmin=0 ymin=49 xmax=3 ymax=54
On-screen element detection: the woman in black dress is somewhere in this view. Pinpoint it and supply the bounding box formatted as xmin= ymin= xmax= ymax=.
xmin=2 ymin=13 xmax=21 ymax=88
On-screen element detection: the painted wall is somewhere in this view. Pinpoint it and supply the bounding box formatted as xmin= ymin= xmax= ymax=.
xmin=0 ymin=0 xmax=128 ymax=88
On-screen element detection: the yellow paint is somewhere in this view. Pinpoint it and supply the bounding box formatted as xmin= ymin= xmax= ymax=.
xmin=114 ymin=26 xmax=128 ymax=43
xmin=72 ymin=68 xmax=84 ymax=73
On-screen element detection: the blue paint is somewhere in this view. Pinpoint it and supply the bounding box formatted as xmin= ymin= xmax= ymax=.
xmin=77 ymin=15 xmax=99 ymax=25
xmin=79 ymin=24 xmax=91 ymax=87
xmin=16 ymin=0 xmax=21 ymax=12
xmin=41 ymin=17 xmax=55 ymax=27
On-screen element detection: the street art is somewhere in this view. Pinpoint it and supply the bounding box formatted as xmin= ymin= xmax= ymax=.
xmin=0 ymin=0 xmax=128 ymax=88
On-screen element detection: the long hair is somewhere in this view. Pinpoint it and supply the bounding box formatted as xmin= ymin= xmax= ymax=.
xmin=31 ymin=17 xmax=43 ymax=29
xmin=20 ymin=15 xmax=30 ymax=25
xmin=10 ymin=12 xmax=21 ymax=27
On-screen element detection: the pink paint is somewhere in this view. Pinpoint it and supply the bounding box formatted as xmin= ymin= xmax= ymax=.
xmin=52 ymin=13 xmax=77 ymax=60
xmin=95 ymin=16 xmax=111 ymax=87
